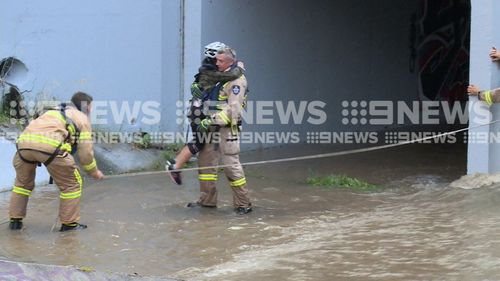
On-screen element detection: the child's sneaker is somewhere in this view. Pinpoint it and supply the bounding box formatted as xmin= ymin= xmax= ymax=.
xmin=166 ymin=160 xmax=182 ymax=185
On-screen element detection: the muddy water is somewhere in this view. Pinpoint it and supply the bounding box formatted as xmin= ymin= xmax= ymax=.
xmin=1 ymin=143 xmax=500 ymax=280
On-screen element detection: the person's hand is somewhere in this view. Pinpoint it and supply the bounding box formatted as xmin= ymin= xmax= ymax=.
xmin=190 ymin=83 xmax=203 ymax=99
xmin=490 ymin=47 xmax=500 ymax=61
xmin=90 ymin=169 xmax=105 ymax=180
xmin=197 ymin=118 xmax=213 ymax=132
xmin=467 ymin=84 xmax=480 ymax=96
xmin=237 ymin=60 xmax=246 ymax=70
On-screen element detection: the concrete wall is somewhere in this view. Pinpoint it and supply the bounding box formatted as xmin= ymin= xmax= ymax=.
xmin=200 ymin=0 xmax=419 ymax=150
xmin=0 ymin=137 xmax=50 ymax=192
xmin=0 ymin=0 xmax=182 ymax=133
xmin=468 ymin=0 xmax=500 ymax=174
xmin=0 ymin=0 xmax=184 ymax=190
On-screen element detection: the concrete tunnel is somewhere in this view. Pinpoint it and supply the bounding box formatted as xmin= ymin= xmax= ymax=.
xmin=200 ymin=0 xmax=500 ymax=174
xmin=199 ymin=0 xmax=472 ymax=168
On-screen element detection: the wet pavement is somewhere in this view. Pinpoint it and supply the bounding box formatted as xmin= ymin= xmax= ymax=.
xmin=2 ymin=142 xmax=500 ymax=280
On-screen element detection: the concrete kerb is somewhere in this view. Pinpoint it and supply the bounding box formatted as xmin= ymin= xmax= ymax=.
xmin=0 ymin=260 xmax=181 ymax=281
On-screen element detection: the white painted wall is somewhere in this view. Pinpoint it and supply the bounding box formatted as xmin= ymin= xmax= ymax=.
xmin=201 ymin=0 xmax=419 ymax=150
xmin=468 ymin=0 xmax=500 ymax=174
xmin=0 ymin=0 xmax=183 ymax=133
xmin=0 ymin=0 xmax=184 ymax=189
xmin=0 ymin=138 xmax=50 ymax=192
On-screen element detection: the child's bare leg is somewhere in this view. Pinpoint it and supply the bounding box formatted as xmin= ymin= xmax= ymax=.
xmin=174 ymin=145 xmax=193 ymax=169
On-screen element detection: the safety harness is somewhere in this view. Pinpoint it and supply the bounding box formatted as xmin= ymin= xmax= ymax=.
xmin=16 ymin=103 xmax=80 ymax=167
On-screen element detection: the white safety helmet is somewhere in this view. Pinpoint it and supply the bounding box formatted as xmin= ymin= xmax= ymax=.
xmin=204 ymin=41 xmax=227 ymax=58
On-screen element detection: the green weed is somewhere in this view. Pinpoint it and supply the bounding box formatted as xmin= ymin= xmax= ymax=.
xmin=306 ymin=174 xmax=379 ymax=191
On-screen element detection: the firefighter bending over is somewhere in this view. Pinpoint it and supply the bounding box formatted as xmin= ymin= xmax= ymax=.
xmin=8 ymin=92 xmax=104 ymax=232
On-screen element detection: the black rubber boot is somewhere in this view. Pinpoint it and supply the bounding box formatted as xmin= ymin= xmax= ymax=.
xmin=235 ymin=207 xmax=253 ymax=215
xmin=9 ymin=218 xmax=23 ymax=230
xmin=60 ymin=222 xmax=88 ymax=232
xmin=186 ymin=202 xmax=216 ymax=208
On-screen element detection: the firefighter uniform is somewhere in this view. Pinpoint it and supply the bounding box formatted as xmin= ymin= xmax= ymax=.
xmin=197 ymin=74 xmax=251 ymax=208
xmin=9 ymin=105 xmax=97 ymax=224
xmin=479 ymin=88 xmax=500 ymax=105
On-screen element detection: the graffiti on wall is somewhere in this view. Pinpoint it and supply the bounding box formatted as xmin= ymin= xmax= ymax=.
xmin=410 ymin=0 xmax=470 ymax=102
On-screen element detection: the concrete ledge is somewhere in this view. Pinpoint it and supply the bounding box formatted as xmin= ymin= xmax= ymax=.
xmin=0 ymin=260 xmax=180 ymax=281
xmin=0 ymin=139 xmax=165 ymax=192
xmin=93 ymin=143 xmax=164 ymax=174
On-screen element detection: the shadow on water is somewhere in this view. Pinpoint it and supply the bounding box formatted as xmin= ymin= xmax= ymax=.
xmin=3 ymin=142 xmax=500 ymax=280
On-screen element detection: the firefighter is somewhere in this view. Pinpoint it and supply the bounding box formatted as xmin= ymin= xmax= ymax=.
xmin=468 ymin=47 xmax=500 ymax=103
xmin=187 ymin=46 xmax=252 ymax=214
xmin=467 ymin=84 xmax=500 ymax=104
xmin=166 ymin=41 xmax=245 ymax=185
xmin=8 ymin=92 xmax=104 ymax=232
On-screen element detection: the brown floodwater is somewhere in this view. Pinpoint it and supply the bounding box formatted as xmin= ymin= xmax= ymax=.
xmin=2 ymin=142 xmax=500 ymax=280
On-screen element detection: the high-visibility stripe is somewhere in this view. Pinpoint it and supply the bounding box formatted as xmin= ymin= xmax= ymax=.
xmin=45 ymin=111 xmax=66 ymax=124
xmin=218 ymin=95 xmax=228 ymax=101
xmin=68 ymin=124 xmax=76 ymax=136
xmin=79 ymin=132 xmax=92 ymax=140
xmin=198 ymin=174 xmax=218 ymax=181
xmin=61 ymin=169 xmax=83 ymax=200
xmin=74 ymin=169 xmax=83 ymax=188
xmin=17 ymin=134 xmax=61 ymax=147
xmin=231 ymin=124 xmax=239 ymax=136
xmin=61 ymin=143 xmax=72 ymax=152
xmin=485 ymin=90 xmax=494 ymax=106
xmin=12 ymin=186 xmax=32 ymax=196
xmin=218 ymin=111 xmax=231 ymax=125
xmin=60 ymin=190 xmax=81 ymax=199
xmin=18 ymin=134 xmax=72 ymax=153
xmin=230 ymin=177 xmax=247 ymax=187
xmin=83 ymin=159 xmax=97 ymax=172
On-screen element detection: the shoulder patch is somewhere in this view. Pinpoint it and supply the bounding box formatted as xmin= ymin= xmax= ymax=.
xmin=232 ymin=85 xmax=241 ymax=95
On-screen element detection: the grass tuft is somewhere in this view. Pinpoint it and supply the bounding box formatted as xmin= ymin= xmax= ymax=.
xmin=306 ymin=174 xmax=379 ymax=191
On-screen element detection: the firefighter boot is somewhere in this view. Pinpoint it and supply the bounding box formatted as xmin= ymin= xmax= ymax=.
xmin=9 ymin=218 xmax=23 ymax=230
xmin=60 ymin=222 xmax=88 ymax=232
xmin=186 ymin=201 xmax=217 ymax=208
xmin=235 ymin=206 xmax=253 ymax=215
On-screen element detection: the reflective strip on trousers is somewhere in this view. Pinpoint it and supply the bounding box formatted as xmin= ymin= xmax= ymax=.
xmin=199 ymin=174 xmax=218 ymax=181
xmin=12 ymin=186 xmax=32 ymax=196
xmin=230 ymin=177 xmax=247 ymax=187
xmin=60 ymin=169 xmax=83 ymax=200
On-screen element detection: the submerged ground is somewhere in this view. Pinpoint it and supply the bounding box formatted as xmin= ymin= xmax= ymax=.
xmin=2 ymin=142 xmax=500 ymax=280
